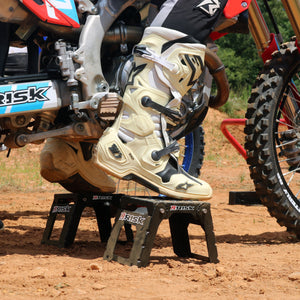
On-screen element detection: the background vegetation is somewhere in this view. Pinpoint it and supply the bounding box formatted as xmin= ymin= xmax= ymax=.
xmin=216 ymin=0 xmax=295 ymax=117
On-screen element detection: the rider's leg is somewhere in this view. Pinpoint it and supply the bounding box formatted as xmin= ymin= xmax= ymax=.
xmin=95 ymin=1 xmax=229 ymax=199
xmin=94 ymin=27 xmax=212 ymax=199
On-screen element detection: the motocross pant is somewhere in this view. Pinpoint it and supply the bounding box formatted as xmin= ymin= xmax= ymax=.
xmin=150 ymin=0 xmax=228 ymax=43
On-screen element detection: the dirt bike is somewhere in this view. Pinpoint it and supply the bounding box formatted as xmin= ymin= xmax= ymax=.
xmin=0 ymin=0 xmax=299 ymax=237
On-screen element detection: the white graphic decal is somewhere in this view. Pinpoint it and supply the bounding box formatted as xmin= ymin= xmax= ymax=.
xmin=45 ymin=0 xmax=79 ymax=24
xmin=47 ymin=0 xmax=72 ymax=10
xmin=196 ymin=0 xmax=221 ymax=16
xmin=46 ymin=1 xmax=58 ymax=19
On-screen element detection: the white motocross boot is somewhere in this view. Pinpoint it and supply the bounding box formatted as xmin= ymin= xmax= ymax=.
xmin=94 ymin=27 xmax=212 ymax=200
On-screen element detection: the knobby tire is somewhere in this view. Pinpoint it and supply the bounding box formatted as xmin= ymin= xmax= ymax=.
xmin=245 ymin=40 xmax=300 ymax=238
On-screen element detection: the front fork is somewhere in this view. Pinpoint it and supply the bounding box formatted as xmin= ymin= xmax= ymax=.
xmin=281 ymin=0 xmax=300 ymax=43
xmin=248 ymin=0 xmax=300 ymax=59
xmin=248 ymin=0 xmax=300 ymax=128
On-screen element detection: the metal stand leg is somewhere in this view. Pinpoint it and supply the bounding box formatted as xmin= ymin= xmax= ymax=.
xmin=41 ymin=193 xmax=121 ymax=247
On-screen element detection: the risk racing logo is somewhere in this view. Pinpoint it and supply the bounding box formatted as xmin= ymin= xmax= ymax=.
xmin=119 ymin=211 xmax=146 ymax=226
xmin=0 ymin=86 xmax=50 ymax=107
xmin=170 ymin=205 xmax=195 ymax=211
xmin=52 ymin=205 xmax=71 ymax=213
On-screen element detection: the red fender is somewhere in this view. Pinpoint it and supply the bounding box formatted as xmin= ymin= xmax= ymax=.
xmin=210 ymin=0 xmax=252 ymax=40
xmin=223 ymin=0 xmax=252 ymax=19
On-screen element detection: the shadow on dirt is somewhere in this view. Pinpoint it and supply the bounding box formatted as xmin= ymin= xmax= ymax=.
xmin=0 ymin=227 xmax=107 ymax=259
xmin=189 ymin=231 xmax=298 ymax=244
xmin=1 ymin=210 xmax=49 ymax=220
xmin=0 ymin=206 xmax=298 ymax=263
xmin=0 ymin=223 xmax=298 ymax=260
xmin=148 ymin=256 xmax=209 ymax=266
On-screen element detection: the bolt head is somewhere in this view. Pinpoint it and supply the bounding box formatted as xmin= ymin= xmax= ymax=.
xmin=91 ymin=6 xmax=98 ymax=13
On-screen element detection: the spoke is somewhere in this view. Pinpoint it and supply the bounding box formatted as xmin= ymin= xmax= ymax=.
xmin=278 ymin=88 xmax=300 ymax=127
xmin=276 ymin=138 xmax=300 ymax=148
xmin=289 ymin=81 xmax=300 ymax=98
xmin=278 ymin=159 xmax=288 ymax=164
xmin=278 ymin=157 xmax=299 ymax=165
xmin=284 ymin=82 xmax=300 ymax=100
xmin=116 ymin=179 xmax=120 ymax=193
xmin=286 ymin=170 xmax=296 ymax=186
xmin=283 ymin=92 xmax=300 ymax=104
xmin=126 ymin=181 xmax=130 ymax=194
xmin=134 ymin=182 xmax=137 ymax=195
xmin=278 ymin=156 xmax=294 ymax=163
xmin=145 ymin=188 xmax=151 ymax=197
xmin=276 ymin=118 xmax=296 ymax=129
xmin=283 ymin=166 xmax=300 ymax=176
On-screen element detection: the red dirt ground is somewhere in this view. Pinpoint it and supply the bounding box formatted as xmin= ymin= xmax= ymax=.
xmin=0 ymin=109 xmax=299 ymax=299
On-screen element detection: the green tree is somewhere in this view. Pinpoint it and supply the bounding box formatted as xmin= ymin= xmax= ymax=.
xmin=215 ymin=0 xmax=294 ymax=94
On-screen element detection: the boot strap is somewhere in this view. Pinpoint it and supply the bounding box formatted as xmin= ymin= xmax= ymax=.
xmin=141 ymin=96 xmax=181 ymax=123
xmin=134 ymin=45 xmax=176 ymax=73
xmin=151 ymin=141 xmax=180 ymax=161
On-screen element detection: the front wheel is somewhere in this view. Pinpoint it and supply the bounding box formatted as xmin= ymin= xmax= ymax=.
xmin=244 ymin=40 xmax=300 ymax=237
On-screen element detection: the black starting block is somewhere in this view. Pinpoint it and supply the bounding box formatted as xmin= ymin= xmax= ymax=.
xmin=41 ymin=193 xmax=121 ymax=248
xmin=104 ymin=195 xmax=218 ymax=267
xmin=229 ymin=191 xmax=262 ymax=205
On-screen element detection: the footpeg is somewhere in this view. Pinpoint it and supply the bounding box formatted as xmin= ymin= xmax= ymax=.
xmin=98 ymin=93 xmax=122 ymax=126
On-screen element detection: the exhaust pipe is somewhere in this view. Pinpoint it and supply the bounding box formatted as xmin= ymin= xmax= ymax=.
xmin=204 ymin=47 xmax=230 ymax=108
xmin=103 ymin=25 xmax=143 ymax=45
